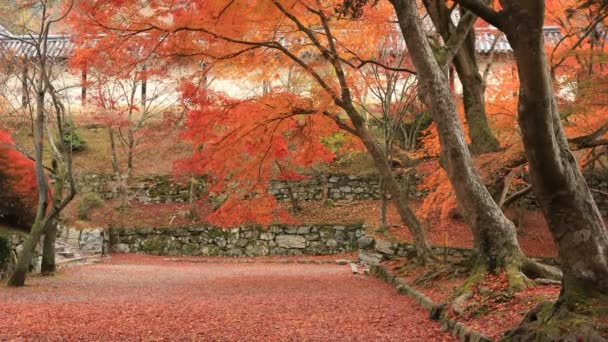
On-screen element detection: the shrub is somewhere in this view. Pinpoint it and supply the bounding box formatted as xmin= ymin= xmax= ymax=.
xmin=77 ymin=192 xmax=104 ymax=220
xmin=62 ymin=121 xmax=86 ymax=152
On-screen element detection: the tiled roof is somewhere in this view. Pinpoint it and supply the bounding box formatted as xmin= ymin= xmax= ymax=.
xmin=0 ymin=24 xmax=12 ymax=38
xmin=0 ymin=35 xmax=75 ymax=59
xmin=476 ymin=26 xmax=563 ymax=54
xmin=0 ymin=27 xmax=562 ymax=61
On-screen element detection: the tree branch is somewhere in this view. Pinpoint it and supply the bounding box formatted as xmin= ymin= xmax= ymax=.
xmin=454 ymin=0 xmax=503 ymax=29
xmin=502 ymin=185 xmax=533 ymax=208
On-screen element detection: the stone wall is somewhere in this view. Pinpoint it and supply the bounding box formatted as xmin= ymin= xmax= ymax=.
xmin=58 ymin=225 xmax=108 ymax=255
xmin=357 ymin=235 xmax=474 ymax=265
xmin=74 ymin=174 xmax=206 ymax=204
xmin=109 ymin=224 xmax=363 ymax=257
xmin=74 ymin=171 xmax=607 ymax=210
xmin=357 ymin=235 xmax=559 ymax=266
xmin=269 ymin=175 xmax=384 ymax=201
xmin=73 ymin=173 xmax=411 ymax=204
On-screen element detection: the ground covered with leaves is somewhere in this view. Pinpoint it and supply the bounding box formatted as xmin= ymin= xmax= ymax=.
xmin=382 ymin=258 xmax=562 ymax=340
xmin=0 ymin=255 xmax=455 ymax=341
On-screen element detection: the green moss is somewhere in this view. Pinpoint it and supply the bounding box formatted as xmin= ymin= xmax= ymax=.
xmin=182 ymin=243 xmax=200 ymax=256
xmin=455 ymin=267 xmax=485 ymax=298
xmin=506 ymin=261 xmax=533 ymax=291
xmin=141 ymin=236 xmax=169 ymax=254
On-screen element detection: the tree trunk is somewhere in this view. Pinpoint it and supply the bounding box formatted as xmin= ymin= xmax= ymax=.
xmin=453 ymin=33 xmax=500 ymax=154
xmin=7 ymin=221 xmax=43 ymax=286
xmin=423 ymin=0 xmax=500 ymax=155
xmin=41 ymin=220 xmax=57 ymax=275
xmin=453 ymin=0 xmax=608 ymax=337
xmin=188 ymin=176 xmax=198 ymax=220
xmin=379 ymin=177 xmax=388 ymax=231
xmin=390 ymin=0 xmax=526 ymax=277
xmin=344 ymin=105 xmax=433 ymax=260
xmin=501 ymin=3 xmax=608 ymax=301
xmin=8 ymin=76 xmax=49 ymax=287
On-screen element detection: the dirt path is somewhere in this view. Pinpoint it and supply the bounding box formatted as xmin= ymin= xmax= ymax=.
xmin=0 ymin=255 xmax=454 ymax=341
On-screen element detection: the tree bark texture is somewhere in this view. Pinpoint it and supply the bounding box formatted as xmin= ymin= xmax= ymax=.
xmin=345 ymin=105 xmax=433 ymax=260
xmin=41 ymin=220 xmax=57 ymax=275
xmin=391 ymin=0 xmax=524 ymax=271
xmin=498 ymin=0 xmax=608 ymax=299
xmin=423 ymin=0 xmax=500 ymax=154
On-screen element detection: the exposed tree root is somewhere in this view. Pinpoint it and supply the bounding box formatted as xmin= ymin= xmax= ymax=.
xmin=434 ymin=257 xmax=563 ymax=321
xmin=502 ymin=298 xmax=608 ymax=341
xmin=522 ymin=259 xmax=562 ymax=282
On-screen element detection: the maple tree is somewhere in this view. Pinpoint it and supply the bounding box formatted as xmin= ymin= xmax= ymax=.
xmin=0 ymin=129 xmax=38 ymax=231
xmin=72 ymin=0 xmax=437 ymax=259
xmin=2 ymin=0 xmax=78 ymax=286
xmin=69 ymin=34 xmax=180 ymax=200
xmin=177 ymin=86 xmax=339 ymax=226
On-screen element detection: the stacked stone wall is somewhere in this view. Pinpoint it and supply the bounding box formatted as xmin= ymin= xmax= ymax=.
xmin=109 ymin=224 xmax=364 ymax=257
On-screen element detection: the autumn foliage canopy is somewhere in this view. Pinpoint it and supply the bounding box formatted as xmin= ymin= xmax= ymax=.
xmin=0 ymin=130 xmax=38 ymax=231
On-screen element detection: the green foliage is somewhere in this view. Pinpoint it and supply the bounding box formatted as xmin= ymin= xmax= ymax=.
xmin=77 ymin=192 xmax=104 ymax=220
xmin=321 ymin=132 xmax=346 ymax=153
xmin=62 ymin=121 xmax=86 ymax=152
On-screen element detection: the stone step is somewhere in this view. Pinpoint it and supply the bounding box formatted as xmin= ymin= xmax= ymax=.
xmin=55 ymin=246 xmax=68 ymax=253
xmin=58 ymin=251 xmax=76 ymax=258
xmin=56 ymin=256 xmax=102 ymax=267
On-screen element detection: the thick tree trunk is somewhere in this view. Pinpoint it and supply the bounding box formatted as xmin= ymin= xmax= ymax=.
xmin=41 ymin=220 xmax=57 ymax=275
xmin=345 ymin=106 xmax=433 ymax=260
xmin=423 ymin=0 xmax=500 ymax=154
xmin=454 ymin=45 xmax=500 ymax=154
xmin=391 ymin=0 xmax=525 ymax=275
xmin=502 ymin=5 xmax=608 ymax=300
xmin=8 ymin=79 xmax=49 ymax=287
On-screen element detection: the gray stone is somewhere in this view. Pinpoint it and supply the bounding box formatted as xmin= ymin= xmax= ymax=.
xmin=79 ymin=229 xmax=104 ymax=254
xmin=374 ymin=240 xmax=394 ymax=255
xmin=357 ymin=236 xmax=375 ymax=249
xmin=112 ymin=243 xmax=130 ymax=253
xmin=326 ymin=239 xmax=338 ymax=248
xmin=285 ymin=227 xmax=299 ymax=234
xmin=245 ymin=244 xmax=269 ymax=256
xmin=296 ymin=226 xmax=311 ymax=234
xmin=214 ymin=237 xmax=227 ymax=247
xmin=276 ymin=235 xmax=306 ymax=249
xmin=304 ymin=234 xmax=319 ymax=241
xmin=259 ymin=232 xmax=274 ymax=240
xmin=226 ymin=248 xmax=243 ymax=257
xmin=358 ymin=250 xmax=383 ymax=265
